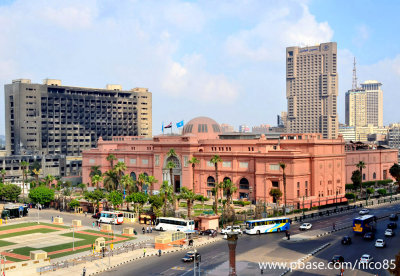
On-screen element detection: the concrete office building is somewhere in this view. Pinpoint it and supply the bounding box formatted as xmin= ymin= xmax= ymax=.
xmin=286 ymin=42 xmax=338 ymax=139
xmin=5 ymin=79 xmax=152 ymax=157
xmin=345 ymin=88 xmax=367 ymax=127
xmin=360 ymin=80 xmax=383 ymax=127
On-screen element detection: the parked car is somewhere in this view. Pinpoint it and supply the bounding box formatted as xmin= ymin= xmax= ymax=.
xmin=387 ymin=222 xmax=397 ymax=229
xmin=92 ymin=212 xmax=101 ymax=219
xmin=329 ymin=255 xmax=344 ymax=263
xmin=385 ymin=229 xmax=395 ymax=237
xmin=200 ymin=229 xmax=217 ymax=236
xmin=359 ymin=209 xmax=370 ymax=215
xmin=360 ymin=254 xmax=373 ymax=264
xmin=363 ymin=232 xmax=375 ymax=240
xmin=389 ymin=214 xmax=398 ymax=221
xmin=221 ymin=225 xmax=242 ymax=235
xmin=375 ymin=239 xmax=386 ymax=248
xmin=182 ymin=251 xmax=201 ymax=262
xmin=299 ymin=223 xmax=312 ymax=231
xmin=341 ymin=236 xmax=352 ymax=245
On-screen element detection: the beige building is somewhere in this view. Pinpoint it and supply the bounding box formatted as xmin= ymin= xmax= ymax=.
xmin=5 ymin=79 xmax=152 ymax=157
xmin=286 ymin=42 xmax=338 ymax=139
xmin=339 ymin=124 xmax=388 ymax=142
xmin=345 ymin=88 xmax=367 ymax=127
xmin=360 ymin=80 xmax=383 ymax=127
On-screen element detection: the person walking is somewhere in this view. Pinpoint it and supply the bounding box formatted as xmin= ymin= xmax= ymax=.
xmin=143 ymin=248 xmax=146 ymax=257
xmin=82 ymin=267 xmax=86 ymax=276
xmin=92 ymin=222 xmax=95 ymax=228
xmin=142 ymin=227 xmax=145 ymax=234
xmin=147 ymin=226 xmax=149 ymax=233
xmin=333 ymin=223 xmax=336 ymax=230
xmin=158 ymin=249 xmax=162 ymax=257
xmin=51 ymin=216 xmax=53 ymax=223
xmin=150 ymin=226 xmax=153 ymax=233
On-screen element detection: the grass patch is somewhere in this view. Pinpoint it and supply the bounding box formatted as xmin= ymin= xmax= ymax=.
xmin=0 ymin=228 xmax=58 ymax=239
xmin=193 ymin=204 xmax=213 ymax=210
xmin=3 ymin=255 xmax=23 ymax=262
xmin=0 ymin=240 xmax=16 ymax=247
xmin=40 ymin=222 xmax=69 ymax=229
xmin=0 ymin=222 xmax=39 ymax=231
xmin=9 ymin=246 xmax=36 ymax=257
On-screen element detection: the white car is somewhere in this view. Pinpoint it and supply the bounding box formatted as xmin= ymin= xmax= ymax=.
xmin=221 ymin=225 xmax=242 ymax=235
xmin=359 ymin=209 xmax=370 ymax=215
xmin=375 ymin=239 xmax=386 ymax=248
xmin=299 ymin=223 xmax=312 ymax=230
xmin=385 ymin=229 xmax=395 ymax=237
xmin=360 ymin=254 xmax=373 ymax=264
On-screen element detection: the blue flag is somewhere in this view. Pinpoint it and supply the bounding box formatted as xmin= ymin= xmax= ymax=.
xmin=176 ymin=120 xmax=184 ymax=128
xmin=162 ymin=122 xmax=164 ymax=133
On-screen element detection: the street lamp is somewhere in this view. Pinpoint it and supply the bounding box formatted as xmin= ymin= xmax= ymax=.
xmin=226 ymin=231 xmax=238 ymax=276
xmin=1 ymin=250 xmax=13 ymax=275
xmin=302 ymin=196 xmax=305 ymax=216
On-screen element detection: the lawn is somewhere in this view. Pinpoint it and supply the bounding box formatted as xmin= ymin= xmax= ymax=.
xmin=0 ymin=240 xmax=15 ymax=247
xmin=0 ymin=228 xmax=58 ymax=239
xmin=0 ymin=222 xmax=68 ymax=232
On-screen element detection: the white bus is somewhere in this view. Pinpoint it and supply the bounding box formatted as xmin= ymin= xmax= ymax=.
xmin=98 ymin=211 xmax=124 ymax=224
xmin=155 ymin=217 xmax=195 ymax=232
xmin=245 ymin=217 xmax=291 ymax=235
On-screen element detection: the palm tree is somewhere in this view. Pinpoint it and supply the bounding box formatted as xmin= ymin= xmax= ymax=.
xmin=114 ymin=161 xmax=127 ymax=191
xmin=89 ymin=165 xmax=102 ymax=178
xmin=0 ymin=169 xmax=6 ymax=183
xmin=210 ymin=155 xmax=222 ymax=215
xmin=220 ymin=178 xmax=237 ymax=206
xmin=356 ymin=161 xmax=366 ymax=195
xmin=167 ymin=148 xmax=177 ymax=158
xmin=189 ymin=157 xmax=200 ymax=192
xmin=180 ymin=187 xmax=197 ymax=219
xmin=44 ymin=174 xmax=55 ymax=187
xmin=160 ymin=180 xmax=173 ymax=216
xmin=166 ymin=161 xmax=176 ymax=192
xmin=103 ymin=170 xmax=118 ymax=192
xmin=20 ymin=161 xmax=29 ymax=198
xmin=32 ymin=168 xmax=41 ymax=186
xmin=120 ymin=175 xmax=134 ymax=195
xmin=147 ymin=175 xmax=158 ymax=196
xmin=91 ymin=175 xmax=103 ymax=189
xmin=106 ymin=154 xmax=117 ymax=169
xmin=279 ymin=162 xmax=287 ymax=215
xmin=137 ymin=173 xmax=148 ymax=193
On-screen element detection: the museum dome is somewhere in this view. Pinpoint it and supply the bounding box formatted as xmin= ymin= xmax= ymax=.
xmin=182 ymin=116 xmax=221 ymax=139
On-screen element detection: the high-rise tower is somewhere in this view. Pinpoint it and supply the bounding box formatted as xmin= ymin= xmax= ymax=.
xmin=286 ymin=42 xmax=338 ymax=139
xmin=360 ymin=80 xmax=383 ymax=127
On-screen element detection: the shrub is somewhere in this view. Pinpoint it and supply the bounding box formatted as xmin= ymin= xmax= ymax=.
xmin=377 ymin=189 xmax=387 ymax=196
xmin=345 ymin=184 xmax=354 ymax=190
xmin=345 ymin=193 xmax=356 ymax=200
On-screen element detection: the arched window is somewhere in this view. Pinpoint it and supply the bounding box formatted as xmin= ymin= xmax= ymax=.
xmin=130 ymin=172 xmax=136 ymax=181
xmin=143 ymin=172 xmax=148 ymax=177
xmin=239 ymin=178 xmax=249 ymax=190
xmin=223 ymin=177 xmax=231 ymax=182
xmin=207 ymin=176 xmax=215 ymax=187
xmin=373 ymin=172 xmax=376 ymax=179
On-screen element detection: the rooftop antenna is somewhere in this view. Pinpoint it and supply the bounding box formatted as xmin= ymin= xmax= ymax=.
xmin=352 ymin=57 xmax=358 ymax=90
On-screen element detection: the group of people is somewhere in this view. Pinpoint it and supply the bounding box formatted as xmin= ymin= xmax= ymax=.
xmin=142 ymin=226 xmax=153 ymax=234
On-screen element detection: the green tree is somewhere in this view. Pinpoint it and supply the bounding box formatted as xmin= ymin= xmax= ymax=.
xmin=345 ymin=193 xmax=356 ymax=202
xmin=0 ymin=169 xmax=6 ymax=183
xmin=149 ymin=194 xmax=163 ymax=211
xmin=89 ymin=165 xmax=102 ymax=178
xmin=69 ymin=199 xmax=80 ymax=210
xmin=389 ymin=163 xmax=400 ymax=186
xmin=269 ymin=188 xmax=283 ymax=205
xmin=356 ymin=161 xmax=366 ymax=194
xmin=220 ymin=178 xmax=237 ymax=206
xmin=29 ymin=186 xmax=54 ymax=205
xmin=189 ymin=157 xmax=200 ymax=192
xmin=137 ymin=173 xmax=148 ymax=193
xmin=179 ymin=187 xmax=197 ymax=219
xmin=103 ymin=170 xmax=118 ymax=192
xmin=20 ymin=161 xmax=29 ymax=199
xmin=32 ymin=168 xmax=41 ymax=186
xmin=91 ymin=175 xmax=103 ymax=189
xmin=106 ymin=154 xmax=117 ymax=169
xmin=77 ymin=183 xmax=87 ymax=194
xmin=160 ymin=180 xmax=173 ymax=216
xmin=147 ymin=175 xmax=158 ymax=196
xmin=114 ymin=162 xmax=127 ymax=192
xmin=196 ymin=195 xmax=208 ymax=213
xmin=44 ymin=174 xmax=55 ymax=186
xmin=279 ymin=162 xmax=287 ymax=215
xmin=126 ymin=192 xmax=148 ymax=214
xmin=84 ymin=189 xmax=105 ymax=214
xmin=366 ymin=187 xmax=375 ymax=199
xmin=107 ymin=190 xmax=123 ymax=209
xmin=377 ymin=188 xmax=387 ymax=197
xmin=2 ymin=184 xmax=21 ymax=202
xmin=210 ymin=155 xmax=222 ymax=215
xmin=121 ymin=174 xmax=134 ymax=195
xmin=351 ymin=170 xmax=362 ymax=193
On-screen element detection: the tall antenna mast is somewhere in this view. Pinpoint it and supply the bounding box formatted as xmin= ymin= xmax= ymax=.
xmin=352 ymin=57 xmax=358 ymax=90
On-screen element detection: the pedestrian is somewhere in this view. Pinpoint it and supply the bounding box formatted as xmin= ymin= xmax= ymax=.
xmin=92 ymin=222 xmax=95 ymax=228
xmin=147 ymin=226 xmax=149 ymax=233
xmin=333 ymin=223 xmax=336 ymax=230
xmin=51 ymin=216 xmax=54 ymax=223
xmin=150 ymin=226 xmax=153 ymax=233
xmin=142 ymin=227 xmax=145 ymax=234
xmin=85 ymin=212 xmax=87 ymax=217
xmin=158 ymin=249 xmax=162 ymax=257
xmin=82 ymin=267 xmax=86 ymax=276
xmin=143 ymin=248 xmax=146 ymax=257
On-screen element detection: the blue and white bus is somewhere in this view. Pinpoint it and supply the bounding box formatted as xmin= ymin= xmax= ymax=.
xmin=353 ymin=215 xmax=376 ymax=234
xmin=245 ymin=217 xmax=291 ymax=235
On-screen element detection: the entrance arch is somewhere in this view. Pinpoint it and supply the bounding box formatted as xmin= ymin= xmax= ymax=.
xmin=163 ymin=156 xmax=182 ymax=193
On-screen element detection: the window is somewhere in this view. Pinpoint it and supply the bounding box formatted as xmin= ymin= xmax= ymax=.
xmin=89 ymin=159 xmax=95 ymax=164
xmin=142 ymin=159 xmax=148 ymax=165
xmin=297 ymin=190 xmax=300 ymax=197
xmin=183 ymin=156 xmax=188 ymax=167
xmin=305 ymin=181 xmax=308 ymax=188
xmin=305 ymin=189 xmax=308 ymax=196
xmin=207 ymin=176 xmax=215 ymax=187
xmin=269 ymin=164 xmax=279 ymax=171
xmin=207 ymin=161 xmax=213 ymax=167
xmin=272 ymin=181 xmax=279 ymax=188
xmin=130 ymin=172 xmax=136 ymax=181
xmin=155 ymin=155 xmax=160 ymax=166
xmin=362 ymin=174 xmax=365 ymax=181
xmin=239 ymin=178 xmax=249 ymax=190
xmin=118 ymin=158 xmax=124 ymax=163
xmin=222 ymin=161 xmax=231 ymax=168
xmin=297 ymin=182 xmax=300 ymax=188
xmin=373 ymin=172 xmax=376 ymax=180
xmin=239 ymin=162 xmax=248 ymax=169
xmin=130 ymin=159 xmax=136 ymax=164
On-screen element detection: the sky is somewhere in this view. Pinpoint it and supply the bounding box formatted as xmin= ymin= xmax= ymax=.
xmin=1 ymin=0 xmax=400 ymax=136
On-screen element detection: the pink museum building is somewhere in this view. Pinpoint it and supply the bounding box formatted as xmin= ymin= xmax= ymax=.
xmin=82 ymin=117 xmax=398 ymax=209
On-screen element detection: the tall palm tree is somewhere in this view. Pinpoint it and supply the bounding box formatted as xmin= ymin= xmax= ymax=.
xmin=189 ymin=157 xmax=200 ymax=192
xmin=167 ymin=148 xmax=177 ymax=158
xmin=91 ymin=175 xmax=103 ymax=189
xmin=20 ymin=161 xmax=29 ymax=198
xmin=147 ymin=175 xmax=158 ymax=196
xmin=114 ymin=161 xmax=127 ymax=191
xmin=220 ymin=178 xmax=237 ymax=206
xmin=180 ymin=187 xmax=197 ymax=219
xmin=279 ymin=162 xmax=287 ymax=216
xmin=210 ymin=155 xmax=222 ymax=215
xmin=32 ymin=168 xmax=41 ymax=186
xmin=0 ymin=169 xmax=6 ymax=183
xmin=89 ymin=165 xmax=102 ymax=178
xmin=103 ymin=170 xmax=118 ymax=192
xmin=106 ymin=154 xmax=117 ymax=169
xmin=44 ymin=174 xmax=55 ymax=187
xmin=160 ymin=180 xmax=173 ymax=216
xmin=356 ymin=161 xmax=366 ymax=195
xmin=137 ymin=173 xmax=148 ymax=193
xmin=120 ymin=175 xmax=134 ymax=195
xmin=166 ymin=161 xmax=176 ymax=192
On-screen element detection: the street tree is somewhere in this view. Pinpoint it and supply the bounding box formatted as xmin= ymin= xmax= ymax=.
xmin=179 ymin=187 xmax=197 ymax=219
xmin=29 ymin=186 xmax=54 ymax=205
xmin=126 ymin=192 xmax=148 ymax=214
xmin=103 ymin=170 xmax=118 ymax=192
xmin=89 ymin=165 xmax=102 ymax=178
xmin=160 ymin=180 xmax=173 ymax=216
xmin=2 ymin=184 xmax=21 ymax=202
xmin=107 ymin=190 xmax=123 ymax=209
xmin=269 ymin=188 xmax=283 ymax=205
xmin=356 ymin=161 xmax=366 ymax=194
xmin=389 ymin=163 xmax=400 ymax=186
xmin=351 ymin=170 xmax=362 ymax=193
xmin=279 ymin=162 xmax=287 ymax=215
xmin=149 ymin=194 xmax=163 ymax=212
xmin=84 ymin=189 xmax=105 ymax=214
xmin=0 ymin=169 xmax=6 ymax=183
xmin=189 ymin=157 xmax=200 ymax=191
xmin=106 ymin=154 xmax=117 ymax=169
xmin=147 ymin=175 xmax=158 ymax=196
xmin=210 ymin=155 xmax=222 ymax=215
xmin=91 ymin=175 xmax=103 ymax=189
xmin=69 ymin=199 xmax=80 ymax=210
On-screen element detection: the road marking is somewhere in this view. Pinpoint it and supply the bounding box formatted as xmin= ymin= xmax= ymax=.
xmin=171 ymin=266 xmax=187 ymax=270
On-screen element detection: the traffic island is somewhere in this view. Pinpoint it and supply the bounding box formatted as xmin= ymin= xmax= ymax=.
xmin=100 ymin=224 xmax=112 ymax=233
xmin=53 ymin=217 xmax=63 ymax=225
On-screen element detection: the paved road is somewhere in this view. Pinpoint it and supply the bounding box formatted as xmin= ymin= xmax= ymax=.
xmin=97 ymin=203 xmax=400 ymax=276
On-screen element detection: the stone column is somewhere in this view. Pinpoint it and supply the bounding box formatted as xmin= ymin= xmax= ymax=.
xmin=227 ymin=232 xmax=238 ymax=276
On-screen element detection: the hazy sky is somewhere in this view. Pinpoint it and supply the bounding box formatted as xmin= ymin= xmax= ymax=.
xmin=1 ymin=0 xmax=400 ymax=136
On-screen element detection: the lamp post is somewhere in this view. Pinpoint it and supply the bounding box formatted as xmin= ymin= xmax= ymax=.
xmin=71 ymin=226 xmax=75 ymax=251
xmin=1 ymin=250 xmax=13 ymax=275
xmin=302 ymin=196 xmax=305 ymax=216
xmin=390 ymin=183 xmax=393 ymax=203
xmin=227 ymin=231 xmax=238 ymax=276
xmin=335 ymin=190 xmax=338 ymax=210
xmin=193 ymin=248 xmax=197 ymax=275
